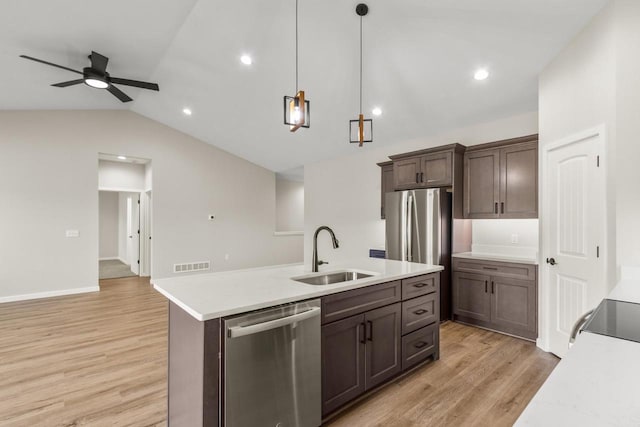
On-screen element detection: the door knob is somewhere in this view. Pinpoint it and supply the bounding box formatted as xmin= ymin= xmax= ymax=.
xmin=546 ymin=257 xmax=557 ymax=266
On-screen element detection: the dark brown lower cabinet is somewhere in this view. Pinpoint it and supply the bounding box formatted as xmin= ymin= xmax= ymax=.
xmin=452 ymin=272 xmax=492 ymax=323
xmin=321 ymin=314 xmax=366 ymax=415
xmin=322 ymin=274 xmax=441 ymax=418
xmin=491 ymin=277 xmax=537 ymax=337
xmin=452 ymin=260 xmax=537 ymax=341
xmin=364 ymin=303 xmax=402 ymax=390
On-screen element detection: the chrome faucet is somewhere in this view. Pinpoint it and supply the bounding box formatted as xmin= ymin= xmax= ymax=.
xmin=312 ymin=226 xmax=339 ymax=272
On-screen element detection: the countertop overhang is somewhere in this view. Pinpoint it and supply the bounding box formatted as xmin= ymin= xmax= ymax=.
xmin=153 ymin=258 xmax=443 ymax=321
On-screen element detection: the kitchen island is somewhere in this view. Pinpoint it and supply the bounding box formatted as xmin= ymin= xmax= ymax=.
xmin=154 ymin=258 xmax=443 ymax=427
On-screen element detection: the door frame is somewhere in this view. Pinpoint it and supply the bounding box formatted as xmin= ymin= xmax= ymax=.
xmin=538 ymin=125 xmax=609 ymax=352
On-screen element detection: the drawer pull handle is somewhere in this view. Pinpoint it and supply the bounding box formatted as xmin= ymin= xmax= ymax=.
xmin=413 ymin=283 xmax=428 ymax=288
xmin=413 ymin=309 xmax=428 ymax=315
xmin=482 ymin=266 xmax=498 ymax=270
xmin=414 ymin=341 xmax=428 ymax=349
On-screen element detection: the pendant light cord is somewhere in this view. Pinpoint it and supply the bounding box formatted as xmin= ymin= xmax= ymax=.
xmin=359 ymin=15 xmax=363 ymax=114
xmin=295 ymin=0 xmax=299 ymax=93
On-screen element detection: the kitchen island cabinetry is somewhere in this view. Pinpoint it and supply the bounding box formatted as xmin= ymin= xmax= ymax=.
xmin=321 ymin=272 xmax=440 ymax=417
xmin=155 ymin=259 xmax=444 ymax=427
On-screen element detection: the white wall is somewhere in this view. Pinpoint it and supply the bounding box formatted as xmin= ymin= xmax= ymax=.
xmin=614 ymin=0 xmax=640 ymax=268
xmin=98 ymin=160 xmax=146 ymax=192
xmin=304 ymin=111 xmax=539 ymax=266
xmin=539 ymin=1 xmax=617 ymax=283
xmin=98 ymin=191 xmax=119 ymax=259
xmin=539 ymin=0 xmax=640 ymax=277
xmin=276 ymin=178 xmax=304 ymax=232
xmin=471 ymin=219 xmax=539 ymax=259
xmin=0 ymin=110 xmax=303 ymax=300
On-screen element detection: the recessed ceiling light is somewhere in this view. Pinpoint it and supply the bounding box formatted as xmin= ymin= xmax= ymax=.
xmin=372 ymin=107 xmax=382 ymax=116
xmin=183 ymin=108 xmax=192 ymax=116
xmin=474 ymin=69 xmax=489 ymax=81
xmin=117 ymin=155 xmax=127 ymax=160
xmin=240 ymin=55 xmax=252 ymax=65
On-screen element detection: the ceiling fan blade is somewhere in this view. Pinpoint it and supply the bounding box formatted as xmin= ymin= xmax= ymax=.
xmin=107 ymin=85 xmax=133 ymax=102
xmin=52 ymin=79 xmax=85 ymax=87
xmin=19 ymin=55 xmax=83 ymax=75
xmin=90 ymin=51 xmax=109 ymax=73
xmin=110 ymin=77 xmax=159 ymax=91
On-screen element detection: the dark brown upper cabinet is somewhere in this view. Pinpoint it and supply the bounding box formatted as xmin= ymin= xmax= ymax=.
xmin=392 ymin=156 xmax=422 ymax=190
xmin=386 ymin=144 xmax=466 ymax=218
xmin=463 ymin=135 xmax=538 ymax=219
xmin=421 ymin=151 xmax=453 ymax=187
xmin=377 ymin=161 xmax=394 ymax=219
xmin=390 ymin=144 xmax=464 ymax=191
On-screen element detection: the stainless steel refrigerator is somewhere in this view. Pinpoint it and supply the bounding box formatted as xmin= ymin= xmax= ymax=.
xmin=385 ymin=188 xmax=452 ymax=320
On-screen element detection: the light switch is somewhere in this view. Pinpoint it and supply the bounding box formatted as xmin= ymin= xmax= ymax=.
xmin=66 ymin=230 xmax=80 ymax=238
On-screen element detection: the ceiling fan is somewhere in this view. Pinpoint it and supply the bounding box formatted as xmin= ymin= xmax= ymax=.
xmin=19 ymin=51 xmax=160 ymax=102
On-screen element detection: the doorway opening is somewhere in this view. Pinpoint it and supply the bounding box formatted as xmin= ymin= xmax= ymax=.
xmin=98 ymin=154 xmax=152 ymax=283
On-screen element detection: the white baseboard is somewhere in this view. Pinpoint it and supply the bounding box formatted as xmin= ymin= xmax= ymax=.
xmin=99 ymin=257 xmax=119 ymax=261
xmin=0 ymin=286 xmax=100 ymax=304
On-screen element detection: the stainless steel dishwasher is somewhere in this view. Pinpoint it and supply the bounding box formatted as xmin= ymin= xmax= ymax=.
xmin=223 ymin=299 xmax=321 ymax=427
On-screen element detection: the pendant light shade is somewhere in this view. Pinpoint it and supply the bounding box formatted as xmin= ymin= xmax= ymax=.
xmin=283 ymin=0 xmax=310 ymax=132
xmin=350 ymin=114 xmax=372 ymax=146
xmin=350 ymin=3 xmax=372 ymax=146
xmin=284 ymin=91 xmax=310 ymax=131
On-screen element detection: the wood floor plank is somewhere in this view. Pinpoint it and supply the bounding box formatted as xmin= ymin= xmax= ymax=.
xmin=0 ymin=277 xmax=558 ymax=427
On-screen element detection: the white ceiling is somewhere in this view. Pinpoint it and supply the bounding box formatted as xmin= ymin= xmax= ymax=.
xmin=2 ymin=0 xmax=607 ymax=172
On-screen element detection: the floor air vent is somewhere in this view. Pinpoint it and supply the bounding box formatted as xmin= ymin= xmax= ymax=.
xmin=173 ymin=261 xmax=211 ymax=274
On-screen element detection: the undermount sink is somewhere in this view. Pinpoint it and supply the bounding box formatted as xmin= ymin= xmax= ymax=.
xmin=292 ymin=270 xmax=374 ymax=286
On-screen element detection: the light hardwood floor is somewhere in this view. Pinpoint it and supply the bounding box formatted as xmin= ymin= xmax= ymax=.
xmin=0 ymin=277 xmax=558 ymax=427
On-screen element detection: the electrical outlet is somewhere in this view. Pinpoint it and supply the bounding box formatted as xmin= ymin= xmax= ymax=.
xmin=224 ymin=254 xmax=230 ymax=261
xmin=511 ymin=234 xmax=519 ymax=244
xmin=66 ymin=229 xmax=79 ymax=238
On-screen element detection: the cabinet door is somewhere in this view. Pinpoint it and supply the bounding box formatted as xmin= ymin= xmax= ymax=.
xmin=463 ymin=149 xmax=500 ymax=218
xmin=321 ymin=314 xmax=366 ymax=415
xmin=500 ymin=142 xmax=538 ymax=218
xmin=491 ymin=277 xmax=537 ymax=339
xmin=421 ymin=151 xmax=452 ymax=187
xmin=364 ymin=303 xmax=401 ymax=390
xmin=393 ymin=157 xmax=422 ymax=190
xmin=380 ymin=164 xmax=394 ymax=219
xmin=452 ymin=272 xmax=492 ymax=322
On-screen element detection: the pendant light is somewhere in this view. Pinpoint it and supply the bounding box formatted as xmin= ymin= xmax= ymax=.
xmin=350 ymin=3 xmax=372 ymax=146
xmin=283 ymin=0 xmax=310 ymax=131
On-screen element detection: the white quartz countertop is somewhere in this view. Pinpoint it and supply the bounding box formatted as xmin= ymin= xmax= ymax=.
xmin=153 ymin=258 xmax=443 ymax=321
xmin=516 ymin=276 xmax=640 ymax=426
xmin=452 ymin=252 xmax=539 ymax=265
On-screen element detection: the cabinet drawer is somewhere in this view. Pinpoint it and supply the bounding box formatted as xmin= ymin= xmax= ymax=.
xmin=402 ymin=293 xmax=438 ymax=335
xmin=401 ymin=323 xmax=438 ymax=371
xmin=452 ymin=258 xmax=536 ymax=281
xmin=322 ymin=281 xmax=401 ymax=325
xmin=401 ymin=273 xmax=439 ymax=300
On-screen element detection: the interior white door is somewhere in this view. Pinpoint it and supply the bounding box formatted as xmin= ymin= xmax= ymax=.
xmin=544 ymin=129 xmax=606 ymax=358
xmin=126 ymin=194 xmax=140 ymax=275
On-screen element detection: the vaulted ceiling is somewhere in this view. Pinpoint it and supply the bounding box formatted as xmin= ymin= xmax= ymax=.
xmin=1 ymin=0 xmax=607 ymax=172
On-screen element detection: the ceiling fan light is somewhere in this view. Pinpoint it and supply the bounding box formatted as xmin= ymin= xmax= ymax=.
xmin=84 ymin=78 xmax=109 ymax=89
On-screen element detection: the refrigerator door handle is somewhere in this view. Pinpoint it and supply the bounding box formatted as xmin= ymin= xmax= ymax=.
xmin=411 ymin=192 xmax=422 ymax=263
xmin=407 ymin=194 xmax=412 ymax=261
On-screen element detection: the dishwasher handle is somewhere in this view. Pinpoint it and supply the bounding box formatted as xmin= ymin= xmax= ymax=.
xmin=228 ymin=306 xmax=321 ymax=338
